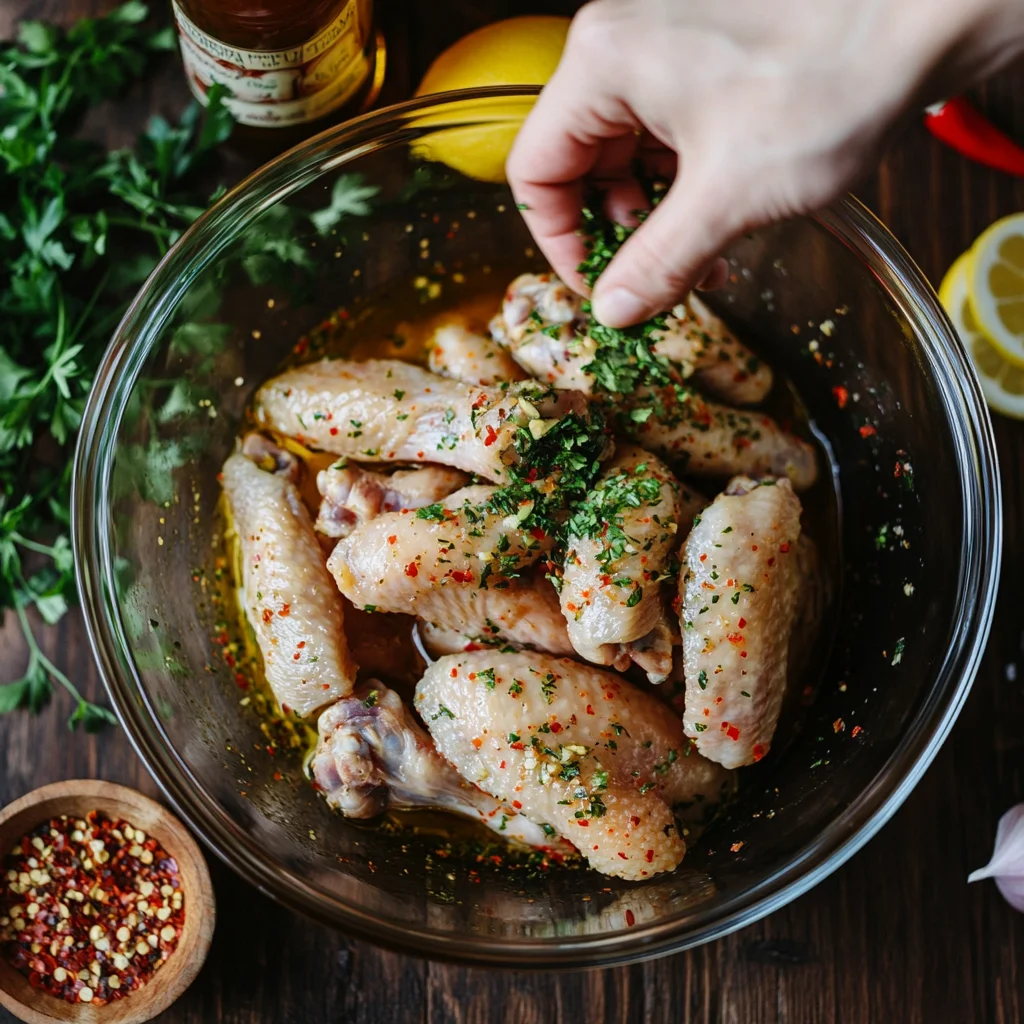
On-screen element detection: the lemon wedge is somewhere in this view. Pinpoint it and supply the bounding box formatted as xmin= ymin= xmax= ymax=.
xmin=965 ymin=212 xmax=1024 ymax=368
xmin=413 ymin=16 xmax=570 ymax=183
xmin=941 ymin=250 xmax=1024 ymax=418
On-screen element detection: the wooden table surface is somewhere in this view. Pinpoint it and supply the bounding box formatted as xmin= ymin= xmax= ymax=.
xmin=3 ymin=2 xmax=1024 ymax=1021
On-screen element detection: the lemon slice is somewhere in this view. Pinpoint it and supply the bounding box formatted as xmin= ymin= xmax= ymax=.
xmin=965 ymin=212 xmax=1024 ymax=368
xmin=941 ymin=251 xmax=1024 ymax=418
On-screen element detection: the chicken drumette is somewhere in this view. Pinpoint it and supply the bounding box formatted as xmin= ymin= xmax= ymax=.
xmin=416 ymin=651 xmax=733 ymax=879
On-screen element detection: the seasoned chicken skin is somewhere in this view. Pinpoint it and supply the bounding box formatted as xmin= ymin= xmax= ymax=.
xmin=253 ymin=358 xmax=588 ymax=483
xmin=490 ymin=273 xmax=597 ymax=391
xmin=221 ymin=444 xmax=356 ymax=717
xmin=417 ymin=575 xmax=573 ymax=657
xmin=427 ymin=321 xmax=526 ymax=386
xmin=315 ymin=462 xmax=468 ymax=538
xmin=311 ymin=683 xmax=567 ymax=850
xmin=329 ymin=483 xmax=553 ymax=601
xmin=624 ymin=387 xmax=818 ymax=490
xmin=651 ymin=294 xmax=773 ymax=405
xmin=678 ymin=476 xmax=803 ymax=768
xmin=327 ymin=485 xmax=573 ymax=654
xmin=492 ymin=273 xmax=772 ymax=404
xmin=416 ymin=652 xmax=733 ymax=879
xmin=560 ymin=446 xmax=683 ymax=681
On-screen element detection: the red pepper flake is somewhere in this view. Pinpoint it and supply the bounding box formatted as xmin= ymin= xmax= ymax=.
xmin=449 ymin=569 xmax=473 ymax=583
xmin=483 ymin=425 xmax=498 ymax=446
xmin=512 ymin=801 xmax=522 ymax=810
xmin=699 ymin=553 xmax=707 ymax=562
xmin=726 ymin=633 xmax=744 ymax=646
xmin=449 ymin=668 xmax=458 ymax=678
xmin=529 ymin=527 xmax=546 ymax=540
xmin=645 ymin=849 xmax=654 ymax=863
xmin=549 ymin=722 xmax=562 ymax=734
xmin=261 ymin=608 xmax=273 ymax=625
xmin=0 ymin=811 xmax=185 ymax=1006
xmin=752 ymin=744 xmax=766 ymax=761
xmin=851 ymin=725 xmax=864 ymax=739
xmin=630 ymin=815 xmax=641 ymax=827
xmin=832 ymin=385 xmax=849 ymax=409
xmin=277 ymin=603 xmax=291 ymax=617
xmin=577 ymin=820 xmax=590 ymax=827
xmin=329 ymin=426 xmax=339 ymax=436
xmin=471 ymin=738 xmax=483 ymax=749
xmin=405 ymin=562 xmax=418 ymax=578
xmin=730 ymin=842 xmax=745 ymax=853
xmin=779 ymin=541 xmax=790 ymax=553
xmin=586 ymin=705 xmax=595 ymax=716
xmin=833 ymin=718 xmax=845 ymax=733
xmin=737 ymin=617 xmax=747 ymax=628
xmin=721 ymin=723 xmax=741 ymax=740
xmin=859 ymin=424 xmax=876 ymax=438
xmin=387 ymin=535 xmax=397 ymax=545
xmin=625 ymin=909 xmax=636 ymax=926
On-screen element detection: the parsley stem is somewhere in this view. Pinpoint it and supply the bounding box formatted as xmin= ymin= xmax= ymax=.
xmin=15 ymin=603 xmax=87 ymax=706
xmin=67 ymin=267 xmax=112 ymax=347
xmin=10 ymin=533 xmax=60 ymax=559
xmin=104 ymin=215 xmax=176 ymax=244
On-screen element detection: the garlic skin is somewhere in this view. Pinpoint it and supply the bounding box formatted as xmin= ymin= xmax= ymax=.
xmin=968 ymin=803 xmax=1024 ymax=911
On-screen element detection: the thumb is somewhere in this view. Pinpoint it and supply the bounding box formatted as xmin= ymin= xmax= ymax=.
xmin=591 ymin=171 xmax=749 ymax=328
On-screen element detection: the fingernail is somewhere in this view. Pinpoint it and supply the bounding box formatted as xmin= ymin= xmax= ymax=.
xmin=593 ymin=287 xmax=649 ymax=328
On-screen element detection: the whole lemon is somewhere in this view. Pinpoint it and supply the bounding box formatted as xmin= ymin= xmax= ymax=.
xmin=413 ymin=16 xmax=571 ymax=183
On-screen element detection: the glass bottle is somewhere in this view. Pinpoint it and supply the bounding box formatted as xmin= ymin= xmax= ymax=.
xmin=172 ymin=0 xmax=384 ymax=146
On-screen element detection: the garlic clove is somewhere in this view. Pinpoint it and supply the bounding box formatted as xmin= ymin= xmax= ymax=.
xmin=968 ymin=803 xmax=1024 ymax=911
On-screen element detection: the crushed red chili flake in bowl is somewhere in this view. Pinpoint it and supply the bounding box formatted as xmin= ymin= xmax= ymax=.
xmin=0 ymin=810 xmax=185 ymax=1006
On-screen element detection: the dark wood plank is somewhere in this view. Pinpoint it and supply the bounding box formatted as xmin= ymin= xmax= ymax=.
xmin=3 ymin=1 xmax=1024 ymax=1021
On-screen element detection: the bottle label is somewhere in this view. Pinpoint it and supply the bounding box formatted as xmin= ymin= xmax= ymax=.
xmin=172 ymin=1 xmax=370 ymax=128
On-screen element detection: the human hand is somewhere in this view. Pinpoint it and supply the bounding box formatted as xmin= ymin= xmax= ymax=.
xmin=507 ymin=0 xmax=1024 ymax=327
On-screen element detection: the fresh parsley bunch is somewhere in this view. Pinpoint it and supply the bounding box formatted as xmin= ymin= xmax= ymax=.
xmin=0 ymin=2 xmax=233 ymax=729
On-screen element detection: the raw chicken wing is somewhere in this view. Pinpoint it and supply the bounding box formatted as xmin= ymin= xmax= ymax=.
xmin=221 ymin=442 xmax=356 ymax=717
xmin=678 ymin=476 xmax=803 ymax=768
xmin=490 ymin=273 xmax=596 ymax=390
xmin=416 ymin=651 xmax=733 ymax=879
xmin=493 ymin=273 xmax=772 ymax=403
xmin=311 ymin=683 xmax=566 ymax=849
xmin=315 ymin=462 xmax=468 ymax=538
xmin=328 ymin=485 xmax=573 ymax=654
xmin=427 ymin=321 xmax=526 ymax=385
xmin=254 ymin=358 xmax=589 ymax=483
xmin=417 ymin=574 xmax=573 ymax=657
xmin=560 ymin=446 xmax=683 ymax=682
xmin=625 ymin=387 xmax=818 ymax=490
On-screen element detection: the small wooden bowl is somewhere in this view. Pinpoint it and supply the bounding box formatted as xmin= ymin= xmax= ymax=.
xmin=0 ymin=781 xmax=215 ymax=1024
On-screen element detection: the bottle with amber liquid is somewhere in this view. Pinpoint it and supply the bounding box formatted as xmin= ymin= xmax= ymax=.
xmin=172 ymin=0 xmax=384 ymax=150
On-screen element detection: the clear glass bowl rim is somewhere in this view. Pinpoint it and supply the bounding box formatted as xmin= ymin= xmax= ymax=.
xmin=72 ymin=86 xmax=1002 ymax=968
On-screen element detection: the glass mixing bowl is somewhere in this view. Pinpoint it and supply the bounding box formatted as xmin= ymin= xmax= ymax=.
xmin=73 ymin=88 xmax=1001 ymax=967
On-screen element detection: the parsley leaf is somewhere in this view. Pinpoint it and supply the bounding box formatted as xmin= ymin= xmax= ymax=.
xmin=0 ymin=4 xmax=233 ymax=729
